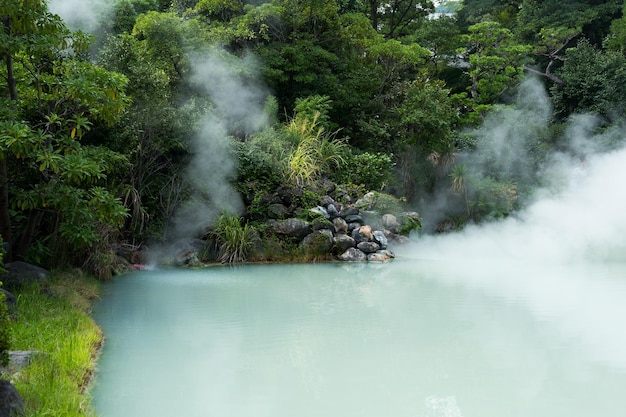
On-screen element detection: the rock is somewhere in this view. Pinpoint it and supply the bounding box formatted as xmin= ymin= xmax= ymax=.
xmin=339 ymin=206 xmax=359 ymax=217
xmin=311 ymin=218 xmax=333 ymax=232
xmin=0 ymin=380 xmax=24 ymax=417
xmin=372 ymin=230 xmax=388 ymax=249
xmin=358 ymin=225 xmax=373 ymax=241
xmin=357 ymin=241 xmax=380 ymax=254
xmin=338 ymin=247 xmax=367 ymax=262
xmin=326 ymin=203 xmax=339 ymax=219
xmin=367 ymin=250 xmax=394 ymax=262
xmin=343 ymin=214 xmax=364 ymax=225
xmin=321 ymin=195 xmax=335 ymax=207
xmin=7 ymin=351 xmax=43 ymax=373
xmin=333 ymin=234 xmax=356 ymax=253
xmin=382 ymin=213 xmax=401 ymax=233
xmin=355 ymin=192 xmax=376 ymax=210
xmin=268 ymin=203 xmax=290 ymax=219
xmin=351 ymin=226 xmax=371 ymax=244
xmin=310 ymin=206 xmax=330 ymax=219
xmin=302 ymin=230 xmax=334 ymax=255
xmin=333 ymin=217 xmax=348 ymax=234
xmin=270 ymin=218 xmax=312 ymax=240
xmin=0 ymin=262 xmax=50 ymax=291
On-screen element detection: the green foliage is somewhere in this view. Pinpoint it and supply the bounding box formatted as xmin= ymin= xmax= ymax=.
xmin=551 ymin=38 xmax=626 ymax=122
xmin=398 ymin=214 xmax=422 ymax=236
xmin=236 ymin=127 xmax=287 ymax=187
xmin=285 ymin=113 xmax=349 ymax=187
xmin=459 ymin=21 xmax=532 ymax=111
xmin=210 ymin=214 xmax=255 ymax=263
xmin=335 ymin=151 xmax=395 ymax=191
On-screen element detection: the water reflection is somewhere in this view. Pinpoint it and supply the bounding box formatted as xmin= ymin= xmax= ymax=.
xmin=92 ymin=262 xmax=626 ymax=417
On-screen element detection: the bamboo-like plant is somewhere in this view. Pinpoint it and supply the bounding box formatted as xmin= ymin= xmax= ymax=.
xmin=285 ymin=112 xmax=348 ymax=186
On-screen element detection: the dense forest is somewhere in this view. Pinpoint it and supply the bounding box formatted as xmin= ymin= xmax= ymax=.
xmin=2 ymin=0 xmax=626 ymax=273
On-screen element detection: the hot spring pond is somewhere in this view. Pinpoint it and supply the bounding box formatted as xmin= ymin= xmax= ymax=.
xmin=91 ymin=259 xmax=626 ymax=417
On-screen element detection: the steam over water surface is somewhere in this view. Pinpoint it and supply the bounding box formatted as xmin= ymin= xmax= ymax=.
xmin=92 ymin=261 xmax=626 ymax=417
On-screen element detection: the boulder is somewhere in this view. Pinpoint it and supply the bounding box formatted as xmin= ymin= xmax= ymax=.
xmin=310 ymin=206 xmax=330 ymax=219
xmin=367 ymin=250 xmax=394 ymax=262
xmin=270 ymin=219 xmax=312 ymax=240
xmin=382 ymin=213 xmax=401 ymax=233
xmin=351 ymin=226 xmax=371 ymax=244
xmin=343 ymin=214 xmax=364 ymax=225
xmin=372 ymin=230 xmax=388 ymax=249
xmin=268 ymin=203 xmax=290 ymax=219
xmin=333 ymin=217 xmax=348 ymax=234
xmin=355 ymin=192 xmax=376 ymax=210
xmin=338 ymin=247 xmax=367 ymax=262
xmin=326 ymin=203 xmax=339 ymax=219
xmin=333 ymin=234 xmax=356 ymax=254
xmin=0 ymin=380 xmax=24 ymax=417
xmin=357 ymin=241 xmax=380 ymax=254
xmin=0 ymin=262 xmax=50 ymax=291
xmin=339 ymin=206 xmax=359 ymax=217
xmin=358 ymin=225 xmax=373 ymax=241
xmin=302 ymin=230 xmax=334 ymax=255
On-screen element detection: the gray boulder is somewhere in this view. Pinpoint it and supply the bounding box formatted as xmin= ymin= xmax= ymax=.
xmin=270 ymin=218 xmax=312 ymax=240
xmin=333 ymin=234 xmax=356 ymax=253
xmin=338 ymin=247 xmax=367 ymax=262
xmin=0 ymin=380 xmax=24 ymax=417
xmin=310 ymin=206 xmax=330 ymax=219
xmin=357 ymin=241 xmax=380 ymax=254
xmin=367 ymin=250 xmax=395 ymax=262
xmin=372 ymin=230 xmax=388 ymax=249
xmin=333 ymin=217 xmax=348 ymax=234
xmin=343 ymin=214 xmax=364 ymax=225
xmin=0 ymin=262 xmax=50 ymax=291
xmin=302 ymin=230 xmax=334 ymax=255
xmin=382 ymin=213 xmax=401 ymax=233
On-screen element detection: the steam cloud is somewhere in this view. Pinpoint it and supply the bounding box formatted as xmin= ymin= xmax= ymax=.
xmin=406 ymin=76 xmax=626 ymax=264
xmin=48 ymin=0 xmax=115 ymax=32
xmin=169 ymin=49 xmax=269 ymax=240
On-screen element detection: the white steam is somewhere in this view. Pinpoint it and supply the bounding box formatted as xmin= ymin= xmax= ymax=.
xmin=169 ymin=50 xmax=269 ymax=240
xmin=48 ymin=0 xmax=115 ymax=32
xmin=408 ymin=77 xmax=626 ymax=264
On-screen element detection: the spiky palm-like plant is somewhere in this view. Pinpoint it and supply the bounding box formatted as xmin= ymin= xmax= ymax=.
xmin=449 ymin=163 xmax=471 ymax=215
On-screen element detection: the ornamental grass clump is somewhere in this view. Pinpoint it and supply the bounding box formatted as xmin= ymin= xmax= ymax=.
xmin=210 ymin=214 xmax=255 ymax=263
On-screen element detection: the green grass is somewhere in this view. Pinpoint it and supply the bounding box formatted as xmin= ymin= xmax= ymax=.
xmin=7 ymin=270 xmax=103 ymax=417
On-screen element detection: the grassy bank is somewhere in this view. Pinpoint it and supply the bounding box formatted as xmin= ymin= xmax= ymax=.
xmin=7 ymin=270 xmax=103 ymax=417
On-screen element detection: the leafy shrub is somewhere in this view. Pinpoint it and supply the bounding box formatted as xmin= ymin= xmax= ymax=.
xmin=334 ymin=151 xmax=395 ymax=191
xmin=235 ymin=127 xmax=287 ymax=187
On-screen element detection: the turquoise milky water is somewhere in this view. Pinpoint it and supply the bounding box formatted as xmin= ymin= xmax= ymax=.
xmin=91 ymin=258 xmax=626 ymax=417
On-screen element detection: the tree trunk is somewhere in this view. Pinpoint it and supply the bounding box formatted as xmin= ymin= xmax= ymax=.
xmin=12 ymin=210 xmax=44 ymax=261
xmin=1 ymin=18 xmax=17 ymax=261
xmin=0 ymin=159 xmax=11 ymax=261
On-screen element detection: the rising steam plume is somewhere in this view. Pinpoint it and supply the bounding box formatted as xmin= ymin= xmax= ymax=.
xmin=168 ymin=50 xmax=269 ymax=241
xmin=405 ymin=77 xmax=626 ymax=265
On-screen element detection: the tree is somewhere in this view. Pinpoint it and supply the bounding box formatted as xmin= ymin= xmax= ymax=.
xmin=1 ymin=1 xmax=129 ymax=263
xmin=367 ymin=0 xmax=434 ymax=39
xmin=550 ymin=38 xmax=626 ymax=122
xmin=516 ymin=0 xmax=622 ymax=45
xmin=457 ymin=21 xmax=531 ymax=121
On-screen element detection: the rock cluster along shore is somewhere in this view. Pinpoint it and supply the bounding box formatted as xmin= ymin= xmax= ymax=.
xmin=268 ymin=193 xmax=416 ymax=262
